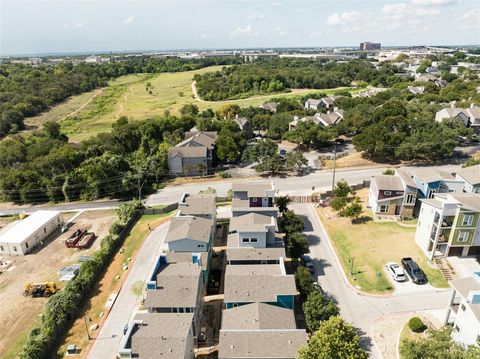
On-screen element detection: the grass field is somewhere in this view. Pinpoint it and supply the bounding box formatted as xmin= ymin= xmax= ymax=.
xmin=316 ymin=190 xmax=449 ymax=293
xmin=57 ymin=212 xmax=172 ymax=358
xmin=23 ymin=66 xmax=363 ymax=142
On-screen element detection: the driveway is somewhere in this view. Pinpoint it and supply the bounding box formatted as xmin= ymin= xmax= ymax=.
xmin=383 ymin=266 xmax=437 ymax=294
xmin=87 ymin=221 xmax=170 ymax=359
xmin=290 ymin=203 xmax=451 ymax=358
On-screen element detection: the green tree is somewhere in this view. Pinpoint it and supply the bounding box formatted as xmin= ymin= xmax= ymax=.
xmin=303 ymin=291 xmax=340 ymax=333
xmin=255 ymin=155 xmax=285 ymax=174
xmin=463 ymin=158 xmax=480 ymax=168
xmin=180 ymin=104 xmax=199 ymax=116
xmin=279 ymin=209 xmax=304 ymax=235
xmin=44 ymin=121 xmax=68 ymax=142
xmin=383 ymin=168 xmax=395 ymax=175
xmin=218 ymin=104 xmax=240 ymax=119
xmin=329 ymin=196 xmax=347 ymax=211
xmin=343 ymin=202 xmax=363 ymax=223
xmin=242 ymin=140 xmax=277 ymax=163
xmin=286 ymin=232 xmax=309 ymax=260
xmin=285 ymin=151 xmax=308 ymax=171
xmin=295 ymin=266 xmax=314 ymax=300
xmin=333 ymin=180 xmax=352 ymax=198
xmin=298 ymin=316 xmax=368 ymax=359
xmin=275 ymin=196 xmax=291 ymax=213
xmin=117 ymin=200 xmax=143 ymax=223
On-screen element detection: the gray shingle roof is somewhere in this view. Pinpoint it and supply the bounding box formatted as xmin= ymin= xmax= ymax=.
xmin=222 ymin=303 xmax=297 ymax=330
xmin=457 ymin=164 xmax=480 ymax=185
xmin=232 ymin=182 xmax=274 ymax=197
xmin=165 ymin=216 xmax=212 ymax=244
xmin=226 ymin=246 xmax=286 ymax=261
xmin=373 ymin=175 xmax=404 ymax=191
xmin=178 ymin=194 xmax=216 ymax=216
xmin=450 ymin=193 xmax=480 ymax=212
xmin=226 ymin=264 xmax=283 ymax=276
xmin=452 ymin=277 xmax=480 ymax=298
xmin=218 ymin=330 xmax=307 ymax=358
xmin=230 ymin=212 xmax=275 ymax=233
xmin=176 ymin=131 xmax=217 ymax=149
xmin=395 ymin=169 xmax=419 ymax=189
xmin=130 ymin=313 xmax=193 ymax=358
xmin=168 ymin=146 xmax=206 ymax=159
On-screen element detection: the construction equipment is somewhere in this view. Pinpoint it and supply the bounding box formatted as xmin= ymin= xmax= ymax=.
xmin=23 ymin=282 xmax=59 ymax=298
xmin=65 ymin=228 xmax=87 ymax=248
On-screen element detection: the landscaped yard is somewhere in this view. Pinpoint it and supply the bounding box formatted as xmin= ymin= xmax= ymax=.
xmin=56 ymin=211 xmax=172 ymax=358
xmin=22 ymin=65 xmax=364 ymax=142
xmin=316 ymin=189 xmax=449 ymax=294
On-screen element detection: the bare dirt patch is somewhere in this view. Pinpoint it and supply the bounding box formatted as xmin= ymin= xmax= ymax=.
xmin=0 ymin=210 xmax=116 ymax=359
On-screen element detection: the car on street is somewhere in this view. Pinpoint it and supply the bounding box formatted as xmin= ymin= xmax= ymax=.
xmin=385 ymin=262 xmax=407 ymax=282
xmin=301 ymin=255 xmax=315 ymax=274
xmin=401 ymin=257 xmax=427 ymax=284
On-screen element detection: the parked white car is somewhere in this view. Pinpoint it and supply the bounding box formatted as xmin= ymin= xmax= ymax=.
xmin=386 ymin=262 xmax=407 ymax=282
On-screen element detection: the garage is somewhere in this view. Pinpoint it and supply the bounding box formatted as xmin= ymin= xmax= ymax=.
xmin=447 ymin=246 xmax=464 ymax=257
xmin=468 ymin=246 xmax=480 ymax=256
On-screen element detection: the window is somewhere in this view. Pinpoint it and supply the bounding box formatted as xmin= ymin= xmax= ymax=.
xmin=179 ymin=308 xmax=184 ymax=313
xmin=242 ymin=238 xmax=249 ymax=243
xmin=462 ymin=214 xmax=474 ymax=226
xmin=406 ymin=193 xmax=416 ymax=204
xmin=461 ymin=304 xmax=466 ymax=311
xmin=384 ymin=191 xmax=391 ymax=195
xmin=197 ymin=244 xmax=204 ymax=248
xmin=185 ymin=308 xmax=191 ymax=313
xmin=380 ymin=204 xmax=389 ymax=213
xmin=428 ymin=189 xmax=437 ymax=199
xmin=13 ymin=246 xmax=17 ymax=252
xmin=44 ymin=227 xmax=47 ymax=234
xmin=396 ymin=191 xmax=403 ymax=195
xmin=474 ymin=187 xmax=480 ymax=194
xmin=25 ymin=243 xmax=29 ymax=249
xmin=458 ymin=231 xmax=469 ymax=242
xmin=250 ymin=238 xmax=257 ymax=243
xmin=0 ymin=246 xmax=3 ymax=251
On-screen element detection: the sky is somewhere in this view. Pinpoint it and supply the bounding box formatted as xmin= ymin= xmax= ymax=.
xmin=1 ymin=0 xmax=479 ymax=55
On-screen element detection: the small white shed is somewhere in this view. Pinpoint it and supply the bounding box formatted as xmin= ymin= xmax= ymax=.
xmin=0 ymin=210 xmax=64 ymax=255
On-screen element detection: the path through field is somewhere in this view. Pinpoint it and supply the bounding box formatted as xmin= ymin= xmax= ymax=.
xmin=60 ymin=88 xmax=105 ymax=121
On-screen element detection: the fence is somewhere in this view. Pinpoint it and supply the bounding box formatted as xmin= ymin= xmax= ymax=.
xmin=289 ymin=180 xmax=371 ymax=203
xmin=143 ymin=202 xmax=178 ymax=215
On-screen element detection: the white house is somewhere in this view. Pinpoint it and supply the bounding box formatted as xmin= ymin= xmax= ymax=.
xmin=456 ymin=164 xmax=480 ymax=194
xmin=0 ymin=211 xmax=63 ymax=255
xmin=445 ymin=273 xmax=480 ymax=347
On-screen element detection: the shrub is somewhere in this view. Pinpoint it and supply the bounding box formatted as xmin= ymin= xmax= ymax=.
xmin=219 ymin=171 xmax=231 ymax=178
xmin=109 ymin=221 xmax=125 ymax=236
xmin=408 ymin=317 xmax=426 ymax=333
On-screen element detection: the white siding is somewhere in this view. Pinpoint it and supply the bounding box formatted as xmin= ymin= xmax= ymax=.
xmin=452 ymin=298 xmax=480 ymax=346
xmin=168 ymin=239 xmax=208 ymax=252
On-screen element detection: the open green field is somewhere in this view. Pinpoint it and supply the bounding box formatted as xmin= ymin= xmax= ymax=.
xmin=23 ymin=66 xmax=362 ymax=142
xmin=316 ymin=192 xmax=449 ymax=293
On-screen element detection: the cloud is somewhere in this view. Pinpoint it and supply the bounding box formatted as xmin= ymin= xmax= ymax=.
xmin=309 ymin=31 xmax=323 ymax=37
xmin=64 ymin=22 xmax=84 ymax=28
xmin=270 ymin=1 xmax=282 ymax=6
xmin=381 ymin=3 xmax=407 ymax=15
xmin=326 ymin=11 xmax=362 ymax=26
xmin=460 ymin=4 xmax=480 ymax=29
xmin=230 ymin=24 xmax=258 ymax=37
xmin=122 ymin=16 xmax=134 ymax=25
xmin=246 ymin=13 xmax=265 ymax=21
xmin=411 ymin=0 xmax=457 ymax=6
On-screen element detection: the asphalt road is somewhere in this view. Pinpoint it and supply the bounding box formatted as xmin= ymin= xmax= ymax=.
xmin=86 ymin=221 xmax=170 ymax=359
xmin=290 ymin=203 xmax=451 ymax=358
xmin=0 ymin=200 xmax=121 ymax=216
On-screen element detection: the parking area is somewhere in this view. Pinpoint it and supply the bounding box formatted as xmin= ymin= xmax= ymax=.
xmin=383 ymin=266 xmax=438 ymax=294
xmin=0 ymin=210 xmax=116 ymax=356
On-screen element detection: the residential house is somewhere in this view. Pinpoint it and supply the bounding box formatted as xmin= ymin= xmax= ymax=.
xmin=177 ymin=193 xmax=217 ymax=222
xmin=304 ymin=98 xmax=322 ymax=110
xmin=144 ymin=260 xmax=204 ymax=336
xmin=435 ymin=108 xmax=470 ymax=125
xmin=456 ymin=165 xmax=480 ymax=194
xmin=226 ymin=246 xmax=286 ymax=265
xmin=368 ymin=175 xmax=406 ymax=217
xmin=164 ymin=216 xmax=214 ymax=253
xmin=445 ymin=273 xmax=480 ymax=347
xmin=415 ymin=193 xmax=480 ymax=258
xmin=118 ymin=313 xmax=195 ymax=359
xmin=234 ymin=115 xmax=253 ymax=138
xmin=395 ymin=169 xmax=420 ymax=218
xmin=409 ymin=168 xmax=464 ymax=200
xmin=231 ymin=182 xmax=278 ymax=217
xmin=289 ymin=110 xmax=344 ymax=131
xmin=319 ymin=96 xmax=342 ymax=109
xmin=228 ymin=212 xmax=277 ymax=248
xmin=168 ymin=131 xmax=217 ymax=176
xmin=416 ymin=73 xmax=438 ymax=83
xmin=261 ymin=102 xmax=278 ymax=114
xmin=223 ymin=264 xmax=298 ymax=309
xmin=218 ymin=302 xmax=307 ymax=359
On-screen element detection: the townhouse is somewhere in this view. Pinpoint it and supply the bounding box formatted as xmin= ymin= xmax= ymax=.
xmin=231 ymin=182 xmax=279 ymax=217
xmin=435 ymin=105 xmax=480 ymax=131
xmin=177 ymin=192 xmax=217 ymax=222
xmin=289 ymin=110 xmax=344 ymax=131
xmin=445 ymin=272 xmax=480 ymax=347
xmin=415 ymin=193 xmax=480 ymax=258
xmin=168 ymin=131 xmax=217 ymax=176
xmin=164 ymin=216 xmax=214 ymax=253
xmin=456 ymin=164 xmax=480 ymax=194
xmin=118 ymin=313 xmax=195 ymax=359
xmin=218 ymin=303 xmax=307 ymax=359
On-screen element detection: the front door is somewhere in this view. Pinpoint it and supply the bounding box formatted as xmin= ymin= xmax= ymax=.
xmin=395 ymin=205 xmax=401 ymax=216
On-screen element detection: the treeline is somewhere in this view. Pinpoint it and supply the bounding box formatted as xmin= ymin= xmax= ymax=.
xmin=0 ymin=56 xmax=241 ymax=138
xmin=193 ymin=58 xmax=406 ymax=100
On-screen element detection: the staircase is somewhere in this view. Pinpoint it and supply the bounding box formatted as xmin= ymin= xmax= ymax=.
xmin=433 ymin=258 xmax=454 ymax=282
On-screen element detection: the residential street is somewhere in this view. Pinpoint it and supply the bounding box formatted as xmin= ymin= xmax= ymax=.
xmin=290 ymin=203 xmax=452 ymax=358
xmin=86 ymin=221 xmax=170 ymax=359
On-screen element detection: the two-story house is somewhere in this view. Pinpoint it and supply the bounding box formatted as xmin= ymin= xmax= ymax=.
xmin=118 ymin=313 xmax=195 ymax=359
xmin=231 ymin=182 xmax=278 ymax=217
xmin=445 ymin=272 xmax=480 ymax=347
xmin=228 ymin=212 xmax=277 ymax=248
xmin=415 ymin=193 xmax=480 ymax=258
xmin=164 ymin=216 xmax=214 ymax=253
xmin=168 ymin=131 xmax=217 ymax=176
xmin=456 ymin=165 xmax=480 ymax=194
xmin=177 ymin=193 xmax=217 ymax=223
xmin=218 ymin=303 xmax=307 ymax=359
xmin=410 ymin=168 xmax=464 ymax=200
xmin=223 ymin=264 xmax=298 ymax=309
xmin=368 ymin=175 xmax=406 ymax=217
xmin=144 ymin=260 xmax=204 ymax=336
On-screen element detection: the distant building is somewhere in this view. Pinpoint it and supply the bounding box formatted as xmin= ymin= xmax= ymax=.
xmin=260 ymin=102 xmax=279 ymax=114
xmin=360 ymin=42 xmax=381 ymax=51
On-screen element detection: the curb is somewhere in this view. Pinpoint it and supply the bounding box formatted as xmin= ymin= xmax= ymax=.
xmin=85 ymin=216 xmax=171 ymax=358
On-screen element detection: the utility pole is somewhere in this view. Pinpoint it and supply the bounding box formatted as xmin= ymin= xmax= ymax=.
xmin=83 ymin=316 xmax=91 ymax=340
xmin=349 ymin=256 xmax=355 ymax=275
xmin=331 ymin=142 xmax=337 ymax=192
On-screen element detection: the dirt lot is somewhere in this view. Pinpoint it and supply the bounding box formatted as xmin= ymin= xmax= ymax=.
xmin=0 ymin=210 xmax=117 ymax=359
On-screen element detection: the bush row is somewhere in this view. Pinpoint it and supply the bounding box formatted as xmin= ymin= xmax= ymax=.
xmin=19 ymin=202 xmax=143 ymax=359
